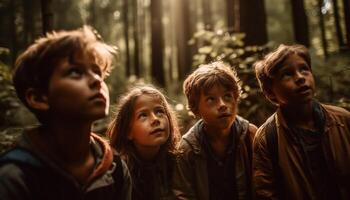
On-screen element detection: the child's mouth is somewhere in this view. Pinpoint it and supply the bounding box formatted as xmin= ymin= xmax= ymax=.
xmin=150 ymin=128 xmax=164 ymax=135
xmin=296 ymin=86 xmax=311 ymax=94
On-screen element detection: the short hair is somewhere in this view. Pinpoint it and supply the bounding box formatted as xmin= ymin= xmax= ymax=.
xmin=183 ymin=61 xmax=241 ymax=116
xmin=254 ymin=44 xmax=311 ymax=100
xmin=12 ymin=26 xmax=116 ymax=115
xmin=107 ymin=85 xmax=180 ymax=161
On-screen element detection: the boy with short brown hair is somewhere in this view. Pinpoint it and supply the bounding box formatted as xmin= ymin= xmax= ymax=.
xmin=253 ymin=44 xmax=350 ymax=199
xmin=0 ymin=26 xmax=131 ymax=200
xmin=173 ymin=61 xmax=257 ymax=200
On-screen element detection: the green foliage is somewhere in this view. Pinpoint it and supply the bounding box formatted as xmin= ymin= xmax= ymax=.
xmin=0 ymin=60 xmax=22 ymax=128
xmin=189 ymin=29 xmax=274 ymax=126
xmin=312 ymin=50 xmax=350 ymax=110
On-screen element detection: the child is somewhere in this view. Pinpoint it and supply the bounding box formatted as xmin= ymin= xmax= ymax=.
xmin=253 ymin=44 xmax=350 ymax=199
xmin=173 ymin=61 xmax=257 ymax=200
xmin=107 ymin=85 xmax=181 ymax=200
xmin=0 ymin=26 xmax=131 ymax=200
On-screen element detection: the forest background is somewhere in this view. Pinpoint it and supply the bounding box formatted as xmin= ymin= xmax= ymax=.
xmin=0 ymin=0 xmax=350 ymax=152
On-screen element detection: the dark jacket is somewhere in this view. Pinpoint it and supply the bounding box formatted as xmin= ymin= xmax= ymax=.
xmin=173 ymin=116 xmax=256 ymax=200
xmin=253 ymin=104 xmax=350 ymax=200
xmin=0 ymin=129 xmax=132 ymax=200
xmin=126 ymin=151 xmax=177 ymax=200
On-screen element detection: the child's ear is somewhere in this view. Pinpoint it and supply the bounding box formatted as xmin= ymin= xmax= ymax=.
xmin=25 ymin=88 xmax=49 ymax=111
xmin=265 ymin=88 xmax=277 ymax=103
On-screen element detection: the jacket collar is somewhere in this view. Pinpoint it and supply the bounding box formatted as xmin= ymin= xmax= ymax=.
xmin=182 ymin=116 xmax=249 ymax=156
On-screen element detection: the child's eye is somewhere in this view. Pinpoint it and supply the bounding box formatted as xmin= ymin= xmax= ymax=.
xmin=300 ymin=65 xmax=310 ymax=73
xmin=137 ymin=112 xmax=148 ymax=119
xmin=155 ymin=108 xmax=166 ymax=116
xmin=280 ymin=71 xmax=293 ymax=79
xmin=92 ymin=66 xmax=104 ymax=79
xmin=224 ymin=93 xmax=234 ymax=101
xmin=67 ymin=67 xmax=84 ymax=78
xmin=206 ymin=97 xmax=215 ymax=103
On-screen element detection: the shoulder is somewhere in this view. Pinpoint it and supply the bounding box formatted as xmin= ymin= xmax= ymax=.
xmin=179 ymin=122 xmax=201 ymax=152
xmin=0 ymin=162 xmax=25 ymax=180
xmin=322 ymin=104 xmax=350 ymax=118
xmin=254 ymin=114 xmax=276 ymax=147
xmin=0 ymin=162 xmax=31 ymax=199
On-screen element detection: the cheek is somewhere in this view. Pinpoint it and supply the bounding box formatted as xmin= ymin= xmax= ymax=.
xmin=129 ymin=122 xmax=146 ymax=140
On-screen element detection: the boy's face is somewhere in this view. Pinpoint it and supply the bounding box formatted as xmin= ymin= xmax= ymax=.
xmin=197 ymin=84 xmax=237 ymax=132
xmin=128 ymin=94 xmax=170 ymax=153
xmin=45 ymin=51 xmax=110 ymax=121
xmin=270 ymin=54 xmax=315 ymax=107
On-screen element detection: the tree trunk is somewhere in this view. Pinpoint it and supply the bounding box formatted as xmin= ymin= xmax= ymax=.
xmin=238 ymin=0 xmax=268 ymax=45
xmin=175 ymin=0 xmax=192 ymax=80
xmin=88 ymin=0 xmax=96 ymax=26
xmin=123 ymin=0 xmax=131 ymax=77
xmin=226 ymin=0 xmax=235 ymax=33
xmin=202 ymin=0 xmax=213 ymax=30
xmin=290 ymin=0 xmax=310 ymax=46
xmin=132 ymin=0 xmax=140 ymax=77
xmin=40 ymin=0 xmax=53 ymax=34
xmin=317 ymin=0 xmax=328 ymax=57
xmin=9 ymin=0 xmax=17 ymax=65
xmin=332 ymin=0 xmax=344 ymax=48
xmin=22 ymin=0 xmax=35 ymax=46
xmin=151 ymin=0 xmax=165 ymax=87
xmin=343 ymin=0 xmax=350 ymax=47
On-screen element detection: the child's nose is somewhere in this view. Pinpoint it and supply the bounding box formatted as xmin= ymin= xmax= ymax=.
xmin=88 ymin=71 xmax=103 ymax=88
xmin=295 ymin=72 xmax=306 ymax=84
xmin=150 ymin=113 xmax=161 ymax=126
xmin=218 ymin=98 xmax=228 ymax=111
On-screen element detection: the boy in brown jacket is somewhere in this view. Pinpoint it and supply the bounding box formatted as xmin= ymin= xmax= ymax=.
xmin=173 ymin=61 xmax=257 ymax=200
xmin=253 ymin=44 xmax=350 ymax=200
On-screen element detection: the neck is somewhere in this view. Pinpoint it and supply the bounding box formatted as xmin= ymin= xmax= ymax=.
xmin=280 ymin=101 xmax=315 ymax=129
xmin=204 ymin=125 xmax=231 ymax=142
xmin=135 ymin=145 xmax=160 ymax=162
xmin=39 ymin=120 xmax=93 ymax=165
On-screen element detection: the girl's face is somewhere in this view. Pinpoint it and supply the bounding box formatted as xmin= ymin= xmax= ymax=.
xmin=128 ymin=94 xmax=170 ymax=155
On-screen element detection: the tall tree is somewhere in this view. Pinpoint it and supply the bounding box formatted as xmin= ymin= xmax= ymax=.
xmin=290 ymin=0 xmax=310 ymax=46
xmin=331 ymin=0 xmax=344 ymax=48
xmin=202 ymin=0 xmax=213 ymax=30
xmin=9 ymin=0 xmax=18 ymax=65
xmin=150 ymin=0 xmax=165 ymax=87
xmin=317 ymin=0 xmax=328 ymax=57
xmin=88 ymin=0 xmax=96 ymax=26
xmin=123 ymin=0 xmax=131 ymax=77
xmin=343 ymin=0 xmax=350 ymax=48
xmin=22 ymin=0 xmax=36 ymax=46
xmin=40 ymin=0 xmax=53 ymax=34
xmin=132 ymin=0 xmax=140 ymax=77
xmin=175 ymin=0 xmax=192 ymax=80
xmin=226 ymin=0 xmax=235 ymax=33
xmin=237 ymin=0 xmax=267 ymax=45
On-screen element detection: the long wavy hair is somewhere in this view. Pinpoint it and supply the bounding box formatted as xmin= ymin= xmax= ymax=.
xmin=107 ymin=85 xmax=180 ymax=167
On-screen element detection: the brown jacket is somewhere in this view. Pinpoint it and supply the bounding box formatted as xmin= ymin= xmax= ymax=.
xmin=173 ymin=116 xmax=256 ymax=200
xmin=253 ymin=104 xmax=350 ymax=200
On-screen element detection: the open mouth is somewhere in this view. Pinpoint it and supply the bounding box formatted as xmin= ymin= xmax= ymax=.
xmin=150 ymin=128 xmax=164 ymax=135
xmin=89 ymin=93 xmax=106 ymax=102
xmin=296 ymin=86 xmax=311 ymax=94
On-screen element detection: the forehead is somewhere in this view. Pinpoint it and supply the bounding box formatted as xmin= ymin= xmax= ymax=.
xmin=271 ymin=53 xmax=310 ymax=75
xmin=276 ymin=53 xmax=309 ymax=72
xmin=134 ymin=94 xmax=164 ymax=110
xmin=202 ymin=83 xmax=231 ymax=96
